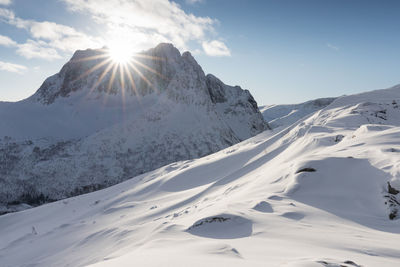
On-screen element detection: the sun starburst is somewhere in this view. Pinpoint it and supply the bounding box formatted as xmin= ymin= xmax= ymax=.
xmin=107 ymin=42 xmax=134 ymax=64
xmin=72 ymin=43 xmax=165 ymax=102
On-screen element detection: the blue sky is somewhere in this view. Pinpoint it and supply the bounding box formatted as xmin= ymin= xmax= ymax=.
xmin=0 ymin=0 xmax=400 ymax=105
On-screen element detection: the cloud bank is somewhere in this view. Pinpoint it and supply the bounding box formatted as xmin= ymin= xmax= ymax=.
xmin=62 ymin=0 xmax=230 ymax=56
xmin=202 ymin=40 xmax=231 ymax=57
xmin=0 ymin=34 xmax=16 ymax=46
xmin=0 ymin=1 xmax=230 ymax=61
xmin=0 ymin=0 xmax=12 ymax=6
xmin=0 ymin=7 xmax=102 ymax=60
xmin=185 ymin=0 xmax=204 ymax=5
xmin=0 ymin=60 xmax=26 ymax=74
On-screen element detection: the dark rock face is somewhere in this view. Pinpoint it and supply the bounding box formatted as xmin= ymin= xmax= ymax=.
xmin=296 ymin=167 xmax=316 ymax=174
xmin=388 ymin=182 xmax=399 ymax=195
xmin=35 ymin=49 xmax=108 ymax=104
xmin=386 ymin=182 xmax=400 ymax=220
xmin=246 ymin=92 xmax=259 ymax=113
xmin=206 ymin=74 xmax=227 ymax=103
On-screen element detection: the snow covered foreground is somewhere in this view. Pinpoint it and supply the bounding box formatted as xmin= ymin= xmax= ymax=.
xmin=1 ymin=85 xmax=400 ymax=266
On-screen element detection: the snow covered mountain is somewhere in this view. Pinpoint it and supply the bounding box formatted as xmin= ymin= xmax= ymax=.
xmin=1 ymin=84 xmax=400 ymax=267
xmin=260 ymin=97 xmax=336 ymax=129
xmin=0 ymin=43 xmax=268 ymax=213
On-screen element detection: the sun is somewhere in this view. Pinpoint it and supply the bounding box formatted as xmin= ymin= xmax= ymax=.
xmin=73 ymin=38 xmax=164 ymax=101
xmin=107 ymin=42 xmax=134 ymax=64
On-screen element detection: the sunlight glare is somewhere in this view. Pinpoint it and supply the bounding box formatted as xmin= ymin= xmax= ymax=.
xmin=108 ymin=41 xmax=134 ymax=64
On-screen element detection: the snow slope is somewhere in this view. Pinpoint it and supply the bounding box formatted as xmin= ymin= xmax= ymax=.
xmin=0 ymin=43 xmax=267 ymax=211
xmin=1 ymin=85 xmax=400 ymax=266
xmin=260 ymin=97 xmax=336 ymax=129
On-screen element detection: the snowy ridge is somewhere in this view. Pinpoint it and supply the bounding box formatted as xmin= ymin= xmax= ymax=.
xmin=0 ymin=43 xmax=268 ymax=212
xmin=260 ymin=97 xmax=336 ymax=129
xmin=1 ymin=84 xmax=400 ymax=266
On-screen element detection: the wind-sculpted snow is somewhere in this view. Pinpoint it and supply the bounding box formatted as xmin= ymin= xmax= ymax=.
xmin=0 ymin=43 xmax=268 ymax=212
xmin=187 ymin=214 xmax=253 ymax=239
xmin=260 ymin=97 xmax=336 ymax=129
xmin=1 ymin=84 xmax=400 ymax=266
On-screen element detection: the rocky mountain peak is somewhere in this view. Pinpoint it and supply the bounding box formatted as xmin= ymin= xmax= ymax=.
xmin=0 ymin=43 xmax=268 ymax=210
xmin=150 ymin=42 xmax=182 ymax=59
xmin=30 ymin=43 xmax=215 ymax=105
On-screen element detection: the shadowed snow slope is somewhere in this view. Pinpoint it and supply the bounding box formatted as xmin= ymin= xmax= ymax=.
xmin=1 ymin=85 xmax=400 ymax=266
xmin=0 ymin=43 xmax=268 ymax=211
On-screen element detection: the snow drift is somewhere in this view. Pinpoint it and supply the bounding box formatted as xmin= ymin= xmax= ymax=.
xmin=260 ymin=97 xmax=336 ymax=129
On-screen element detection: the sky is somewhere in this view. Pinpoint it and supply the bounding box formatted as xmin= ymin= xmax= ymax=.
xmin=0 ymin=0 xmax=400 ymax=105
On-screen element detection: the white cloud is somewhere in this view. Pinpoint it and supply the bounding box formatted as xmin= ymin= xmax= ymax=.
xmin=0 ymin=34 xmax=16 ymax=47
xmin=185 ymin=0 xmax=204 ymax=5
xmin=327 ymin=43 xmax=339 ymax=51
xmin=28 ymin=21 xmax=103 ymax=52
xmin=0 ymin=0 xmax=12 ymax=6
xmin=62 ymin=0 xmax=226 ymax=55
xmin=0 ymin=1 xmax=229 ymax=59
xmin=0 ymin=60 xmax=27 ymax=74
xmin=16 ymin=39 xmax=62 ymax=60
xmin=0 ymin=7 xmax=14 ymax=21
xmin=202 ymin=40 xmax=231 ymax=57
xmin=0 ymin=8 xmax=103 ymax=59
xmin=29 ymin=21 xmax=81 ymax=40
